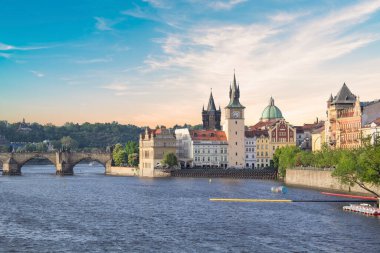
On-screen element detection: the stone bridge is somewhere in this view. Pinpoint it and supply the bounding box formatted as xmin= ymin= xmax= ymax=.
xmin=0 ymin=151 xmax=112 ymax=175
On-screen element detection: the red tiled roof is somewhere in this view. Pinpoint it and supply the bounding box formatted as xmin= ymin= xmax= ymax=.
xmin=245 ymin=129 xmax=269 ymax=138
xmin=190 ymin=130 xmax=227 ymax=141
xmin=248 ymin=120 xmax=277 ymax=130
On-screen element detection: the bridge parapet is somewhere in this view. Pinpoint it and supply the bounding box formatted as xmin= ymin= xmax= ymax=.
xmin=0 ymin=151 xmax=112 ymax=176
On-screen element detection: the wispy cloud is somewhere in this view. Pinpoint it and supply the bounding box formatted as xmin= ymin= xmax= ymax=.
xmin=208 ymin=0 xmax=247 ymax=10
xmin=144 ymin=0 xmax=380 ymax=124
xmin=30 ymin=70 xmax=45 ymax=78
xmin=142 ymin=0 xmax=170 ymax=9
xmin=94 ymin=17 xmax=115 ymax=31
xmin=0 ymin=52 xmax=11 ymax=58
xmin=75 ymin=57 xmax=112 ymax=64
xmin=0 ymin=42 xmax=48 ymax=51
xmin=121 ymin=6 xmax=159 ymax=21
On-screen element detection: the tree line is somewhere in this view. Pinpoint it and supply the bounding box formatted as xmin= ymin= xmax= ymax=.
xmin=273 ymin=137 xmax=380 ymax=197
xmin=0 ymin=121 xmax=143 ymax=150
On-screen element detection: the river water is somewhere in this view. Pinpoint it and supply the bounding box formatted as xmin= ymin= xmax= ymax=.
xmin=0 ymin=164 xmax=379 ymax=252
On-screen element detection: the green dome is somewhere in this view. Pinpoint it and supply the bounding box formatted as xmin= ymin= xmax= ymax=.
xmin=261 ymin=97 xmax=283 ymax=120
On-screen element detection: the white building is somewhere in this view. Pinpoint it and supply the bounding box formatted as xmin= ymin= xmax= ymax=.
xmin=244 ymin=131 xmax=257 ymax=168
xmin=175 ymin=128 xmax=228 ymax=168
xmin=361 ymin=118 xmax=380 ymax=145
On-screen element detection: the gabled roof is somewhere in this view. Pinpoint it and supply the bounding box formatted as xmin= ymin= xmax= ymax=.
xmin=190 ymin=130 xmax=227 ymax=141
xmin=332 ymin=83 xmax=357 ymax=105
xmin=245 ymin=129 xmax=269 ymax=138
xmin=249 ymin=120 xmax=277 ymax=130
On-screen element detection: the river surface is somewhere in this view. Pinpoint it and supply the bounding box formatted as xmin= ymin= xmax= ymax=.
xmin=0 ymin=164 xmax=379 ymax=252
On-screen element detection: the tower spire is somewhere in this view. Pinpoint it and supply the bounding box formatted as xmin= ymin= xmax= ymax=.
xmin=226 ymin=71 xmax=245 ymax=109
xmin=207 ymin=89 xmax=217 ymax=111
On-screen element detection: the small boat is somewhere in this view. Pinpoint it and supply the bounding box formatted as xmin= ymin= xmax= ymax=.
xmin=89 ymin=162 xmax=95 ymax=166
xmin=343 ymin=203 xmax=380 ymax=216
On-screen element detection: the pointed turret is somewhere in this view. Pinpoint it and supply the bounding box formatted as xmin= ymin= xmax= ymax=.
xmin=333 ymin=83 xmax=356 ymax=104
xmin=226 ymin=72 xmax=245 ymax=109
xmin=202 ymin=88 xmax=221 ymax=130
xmin=207 ymin=90 xmax=217 ymax=111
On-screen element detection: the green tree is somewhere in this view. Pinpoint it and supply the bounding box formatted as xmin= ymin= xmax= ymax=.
xmin=60 ymin=136 xmax=78 ymax=150
xmin=161 ymin=152 xmax=178 ymax=169
xmin=128 ymin=153 xmax=139 ymax=167
xmin=112 ymin=143 xmax=128 ymax=166
xmin=125 ymin=141 xmax=138 ymax=156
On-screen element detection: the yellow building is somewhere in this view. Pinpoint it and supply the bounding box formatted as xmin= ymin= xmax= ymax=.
xmin=139 ymin=126 xmax=177 ymax=177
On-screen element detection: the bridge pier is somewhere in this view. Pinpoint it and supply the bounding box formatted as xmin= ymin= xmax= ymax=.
xmin=2 ymin=158 xmax=21 ymax=175
xmin=56 ymin=162 xmax=74 ymax=176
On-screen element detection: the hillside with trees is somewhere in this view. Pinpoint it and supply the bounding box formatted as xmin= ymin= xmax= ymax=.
xmin=0 ymin=120 xmax=143 ymax=150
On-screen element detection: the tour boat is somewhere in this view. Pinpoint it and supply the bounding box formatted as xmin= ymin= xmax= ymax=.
xmin=343 ymin=203 xmax=380 ymax=216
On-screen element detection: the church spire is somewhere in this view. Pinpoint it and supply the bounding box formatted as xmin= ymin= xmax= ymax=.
xmin=226 ymin=71 xmax=245 ymax=109
xmin=207 ymin=89 xmax=217 ymax=111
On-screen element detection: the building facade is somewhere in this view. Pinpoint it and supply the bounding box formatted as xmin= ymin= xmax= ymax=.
xmin=191 ymin=130 xmax=228 ymax=168
xmin=325 ymin=83 xmax=380 ymax=149
xmin=139 ymin=126 xmax=177 ymax=177
xmin=244 ymin=131 xmax=257 ymax=168
xmin=361 ymin=118 xmax=380 ymax=145
xmin=202 ymin=91 xmax=222 ymax=130
xmin=223 ymin=73 xmax=246 ymax=168
xmin=296 ymin=119 xmax=325 ymax=150
xmin=175 ymin=128 xmax=228 ymax=168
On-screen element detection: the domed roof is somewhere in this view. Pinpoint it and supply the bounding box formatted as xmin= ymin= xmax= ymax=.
xmin=260 ymin=97 xmax=283 ymax=121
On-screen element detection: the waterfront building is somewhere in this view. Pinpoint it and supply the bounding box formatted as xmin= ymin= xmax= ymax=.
xmin=245 ymin=129 xmax=270 ymax=168
xmin=248 ymin=97 xmax=296 ymax=166
xmin=175 ymin=128 xmax=228 ymax=168
xmin=325 ymin=83 xmax=380 ymax=149
xmin=244 ymin=131 xmax=257 ymax=168
xmin=202 ymin=91 xmax=221 ymax=130
xmin=295 ymin=119 xmax=325 ymax=150
xmin=223 ymin=73 xmax=246 ymax=168
xmin=311 ymin=125 xmax=326 ymax=151
xmin=139 ymin=126 xmax=177 ymax=177
xmin=361 ymin=117 xmax=380 ymax=145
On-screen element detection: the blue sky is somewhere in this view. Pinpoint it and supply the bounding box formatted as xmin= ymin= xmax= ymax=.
xmin=1 ymin=0 xmax=380 ymax=126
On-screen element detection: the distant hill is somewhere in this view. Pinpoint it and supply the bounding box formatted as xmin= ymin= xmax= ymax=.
xmin=0 ymin=121 xmax=144 ymax=148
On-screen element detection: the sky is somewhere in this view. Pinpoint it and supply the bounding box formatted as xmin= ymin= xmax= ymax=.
xmin=1 ymin=0 xmax=380 ymax=127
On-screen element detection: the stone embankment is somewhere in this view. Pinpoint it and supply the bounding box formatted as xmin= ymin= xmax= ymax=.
xmin=286 ymin=167 xmax=380 ymax=195
xmin=171 ymin=168 xmax=277 ymax=180
xmin=106 ymin=166 xmax=139 ymax=176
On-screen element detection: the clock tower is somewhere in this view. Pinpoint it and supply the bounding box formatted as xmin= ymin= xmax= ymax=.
xmin=224 ymin=72 xmax=245 ymax=168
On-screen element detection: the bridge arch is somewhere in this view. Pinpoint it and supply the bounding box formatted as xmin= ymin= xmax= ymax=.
xmin=16 ymin=153 xmax=57 ymax=170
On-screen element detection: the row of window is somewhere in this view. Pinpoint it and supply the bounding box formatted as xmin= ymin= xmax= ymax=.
xmin=194 ymin=148 xmax=227 ymax=154
xmin=194 ymin=156 xmax=227 ymax=162
xmin=246 ymin=147 xmax=255 ymax=152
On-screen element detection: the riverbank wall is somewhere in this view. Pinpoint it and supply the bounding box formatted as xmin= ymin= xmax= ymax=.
xmin=106 ymin=166 xmax=139 ymax=176
xmin=285 ymin=167 xmax=380 ymax=195
xmin=171 ymin=168 xmax=277 ymax=180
